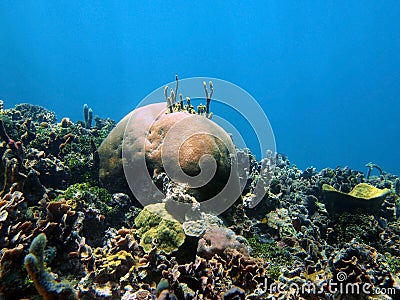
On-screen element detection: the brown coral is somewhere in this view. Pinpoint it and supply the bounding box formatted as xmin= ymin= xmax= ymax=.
xmin=330 ymin=240 xmax=398 ymax=297
xmin=99 ymin=102 xmax=240 ymax=207
xmin=162 ymin=248 xmax=266 ymax=299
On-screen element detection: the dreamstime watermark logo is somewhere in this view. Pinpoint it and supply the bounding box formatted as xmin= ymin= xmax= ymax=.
xmin=122 ymin=77 xmax=276 ymax=219
xmin=260 ymin=271 xmax=396 ymax=297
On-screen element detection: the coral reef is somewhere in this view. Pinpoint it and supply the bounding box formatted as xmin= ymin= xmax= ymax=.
xmin=0 ymin=101 xmax=115 ymax=298
xmin=0 ymin=99 xmax=400 ymax=299
xmin=330 ymin=239 xmax=398 ymax=297
xmin=24 ymin=233 xmax=77 ymax=299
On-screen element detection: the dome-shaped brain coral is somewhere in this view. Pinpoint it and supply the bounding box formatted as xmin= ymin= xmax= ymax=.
xmin=98 ymin=90 xmax=239 ymax=209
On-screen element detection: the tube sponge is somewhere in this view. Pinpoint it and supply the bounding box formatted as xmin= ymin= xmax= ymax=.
xmin=24 ymin=233 xmax=77 ymax=300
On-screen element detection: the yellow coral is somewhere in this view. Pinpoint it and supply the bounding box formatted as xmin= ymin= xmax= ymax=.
xmin=348 ymin=183 xmax=390 ymax=199
xmin=135 ymin=203 xmax=185 ymax=254
xmin=304 ymin=269 xmax=326 ymax=282
xmin=101 ymin=250 xmax=135 ymax=274
xmin=322 ymin=183 xmax=390 ymax=214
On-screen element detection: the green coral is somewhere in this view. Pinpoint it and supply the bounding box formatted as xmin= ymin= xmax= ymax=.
xmin=24 ymin=233 xmax=77 ymax=300
xmin=267 ymin=265 xmax=281 ymax=281
xmin=135 ymin=203 xmax=185 ymax=254
xmin=58 ymin=182 xmax=120 ymax=220
xmin=0 ymin=114 xmax=19 ymax=141
xmin=336 ymin=212 xmax=379 ymax=244
xmin=387 ymin=255 xmax=400 ymax=275
xmin=62 ymin=182 xmax=111 ymax=202
xmin=28 ymin=114 xmax=114 ymax=184
xmin=63 ymin=153 xmax=98 ymax=185
xmin=13 ymin=103 xmax=57 ymax=123
xmin=247 ymin=237 xmax=292 ymax=281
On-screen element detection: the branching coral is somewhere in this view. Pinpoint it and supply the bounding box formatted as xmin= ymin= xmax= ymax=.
xmin=241 ymin=149 xmax=277 ymax=209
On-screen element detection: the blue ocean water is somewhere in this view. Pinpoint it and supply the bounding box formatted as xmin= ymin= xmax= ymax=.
xmin=0 ymin=1 xmax=399 ymax=175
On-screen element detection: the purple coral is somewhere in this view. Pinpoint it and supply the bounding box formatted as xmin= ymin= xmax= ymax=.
xmin=197 ymin=227 xmax=249 ymax=259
